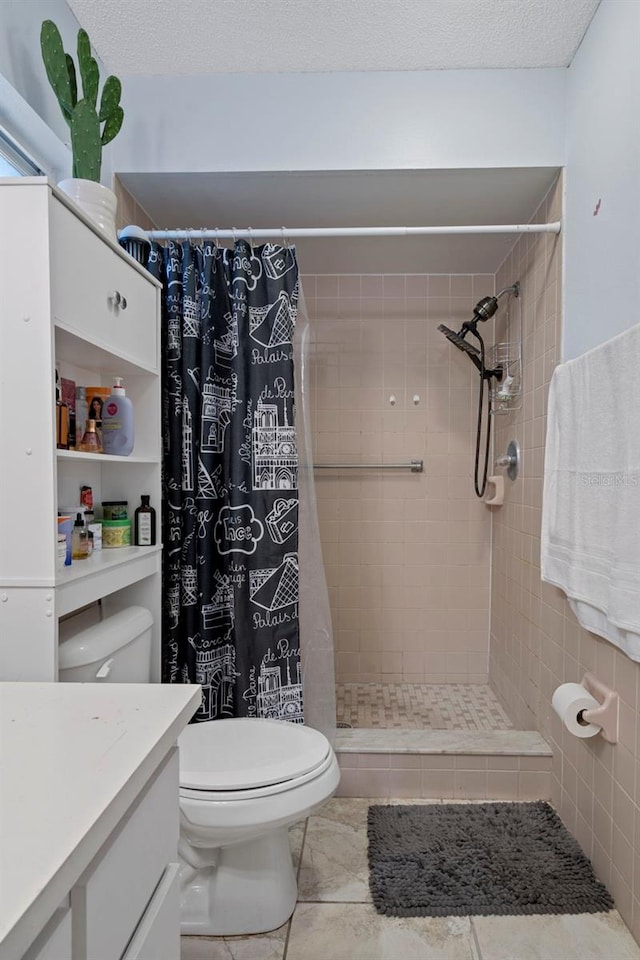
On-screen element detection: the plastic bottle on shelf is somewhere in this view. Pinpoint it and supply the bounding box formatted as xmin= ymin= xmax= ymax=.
xmin=102 ymin=377 xmax=135 ymax=456
xmin=134 ymin=495 xmax=156 ymax=546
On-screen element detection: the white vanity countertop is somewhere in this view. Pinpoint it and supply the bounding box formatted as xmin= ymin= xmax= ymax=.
xmin=0 ymin=682 xmax=201 ymax=960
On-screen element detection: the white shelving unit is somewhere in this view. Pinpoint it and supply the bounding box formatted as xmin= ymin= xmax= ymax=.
xmin=0 ymin=178 xmax=163 ymax=681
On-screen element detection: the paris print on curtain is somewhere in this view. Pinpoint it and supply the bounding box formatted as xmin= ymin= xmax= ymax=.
xmin=148 ymin=239 xmax=302 ymax=723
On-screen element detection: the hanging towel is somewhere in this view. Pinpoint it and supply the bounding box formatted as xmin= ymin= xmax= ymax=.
xmin=541 ymin=323 xmax=640 ymax=662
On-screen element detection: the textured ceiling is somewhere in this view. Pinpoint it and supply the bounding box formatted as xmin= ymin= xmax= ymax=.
xmin=66 ymin=0 xmax=599 ymax=76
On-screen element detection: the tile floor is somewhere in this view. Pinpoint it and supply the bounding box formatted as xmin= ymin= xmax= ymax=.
xmin=180 ymin=798 xmax=640 ymax=960
xmin=336 ymin=683 xmax=514 ymax=731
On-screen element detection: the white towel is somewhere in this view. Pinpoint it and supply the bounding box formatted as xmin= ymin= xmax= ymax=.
xmin=541 ymin=323 xmax=640 ymax=661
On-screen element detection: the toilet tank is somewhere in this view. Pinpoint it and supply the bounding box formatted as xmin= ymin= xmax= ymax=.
xmin=58 ymin=605 xmax=153 ymax=683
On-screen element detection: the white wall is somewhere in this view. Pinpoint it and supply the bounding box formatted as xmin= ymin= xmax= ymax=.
xmin=0 ymin=3 xmax=567 ymax=189
xmin=0 ymin=0 xmax=80 ymax=144
xmin=0 ymin=0 xmax=110 ymax=182
xmin=563 ymin=0 xmax=640 ymax=359
xmin=113 ymin=68 xmax=566 ymax=174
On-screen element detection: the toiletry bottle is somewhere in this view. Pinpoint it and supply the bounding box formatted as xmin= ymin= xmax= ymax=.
xmin=134 ymin=494 xmax=156 ymax=546
xmin=56 ymin=401 xmax=69 ymax=449
xmin=78 ymin=419 xmax=103 ymax=453
xmin=80 ymin=485 xmax=93 ymax=513
xmin=71 ymin=513 xmax=89 ymax=559
xmin=102 ymin=377 xmax=134 ymax=456
xmin=75 ymin=387 xmax=89 ymax=444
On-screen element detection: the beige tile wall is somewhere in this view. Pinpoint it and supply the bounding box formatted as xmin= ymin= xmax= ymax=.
xmin=112 ymin=175 xmax=157 ymax=232
xmin=490 ymin=174 xmax=640 ymax=941
xmin=336 ymin=752 xmax=552 ymax=801
xmin=303 ymin=274 xmax=493 ymax=685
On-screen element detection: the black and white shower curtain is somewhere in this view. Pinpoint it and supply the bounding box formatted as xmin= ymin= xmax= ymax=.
xmin=148 ymin=240 xmax=302 ymax=723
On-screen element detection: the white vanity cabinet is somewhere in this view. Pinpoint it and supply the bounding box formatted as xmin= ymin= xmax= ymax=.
xmin=22 ymin=909 xmax=72 ymax=960
xmin=0 ymin=178 xmax=163 ymax=682
xmin=0 ymin=682 xmax=201 ymax=960
xmin=72 ymin=750 xmax=180 ymax=960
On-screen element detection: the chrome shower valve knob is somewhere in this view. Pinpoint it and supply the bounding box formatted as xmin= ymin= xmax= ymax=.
xmin=495 ymin=440 xmax=521 ymax=481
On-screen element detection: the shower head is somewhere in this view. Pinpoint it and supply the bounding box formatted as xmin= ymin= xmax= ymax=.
xmin=437 ymin=324 xmax=480 ymax=358
xmin=437 ymin=323 xmax=482 ymax=373
xmin=438 ymin=282 xmax=518 ymax=378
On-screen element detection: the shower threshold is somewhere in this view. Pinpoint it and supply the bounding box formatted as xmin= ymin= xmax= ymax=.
xmin=332 ymin=682 xmax=552 ymax=801
xmin=334 ymin=725 xmax=551 ymax=757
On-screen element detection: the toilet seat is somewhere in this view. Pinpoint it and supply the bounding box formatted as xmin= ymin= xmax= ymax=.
xmin=178 ymin=716 xmax=332 ymax=794
xmin=180 ymin=749 xmax=335 ymax=802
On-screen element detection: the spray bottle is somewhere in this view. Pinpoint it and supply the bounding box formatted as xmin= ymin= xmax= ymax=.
xmin=102 ymin=377 xmax=135 ymax=456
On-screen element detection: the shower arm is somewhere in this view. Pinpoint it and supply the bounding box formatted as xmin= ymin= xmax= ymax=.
xmin=496 ymin=283 xmax=520 ymax=301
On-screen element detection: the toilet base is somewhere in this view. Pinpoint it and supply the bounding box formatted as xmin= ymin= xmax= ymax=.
xmin=179 ymin=827 xmax=297 ymax=936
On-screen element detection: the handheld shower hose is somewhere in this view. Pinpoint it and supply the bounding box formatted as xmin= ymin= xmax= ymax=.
xmin=438 ymin=283 xmax=519 ymax=498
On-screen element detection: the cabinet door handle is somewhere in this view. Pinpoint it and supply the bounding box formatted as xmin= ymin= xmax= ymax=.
xmin=108 ymin=291 xmax=127 ymax=309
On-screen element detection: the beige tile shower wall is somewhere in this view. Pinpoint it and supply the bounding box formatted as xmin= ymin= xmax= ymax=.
xmin=112 ymin=175 xmax=158 ymax=232
xmin=490 ymin=173 xmax=640 ymax=943
xmin=303 ymin=274 xmax=492 ymax=685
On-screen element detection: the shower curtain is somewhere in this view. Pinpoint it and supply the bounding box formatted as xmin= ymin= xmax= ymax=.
xmin=147 ymin=239 xmax=334 ymax=734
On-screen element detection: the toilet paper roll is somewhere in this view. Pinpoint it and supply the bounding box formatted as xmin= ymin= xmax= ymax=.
xmin=552 ymin=683 xmax=602 ymax=738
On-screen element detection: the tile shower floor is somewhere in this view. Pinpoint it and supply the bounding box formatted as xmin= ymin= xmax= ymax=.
xmin=180 ymin=798 xmax=640 ymax=960
xmin=336 ymin=682 xmax=513 ymax=731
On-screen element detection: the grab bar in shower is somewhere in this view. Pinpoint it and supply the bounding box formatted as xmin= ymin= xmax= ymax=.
xmin=313 ymin=459 xmax=424 ymax=473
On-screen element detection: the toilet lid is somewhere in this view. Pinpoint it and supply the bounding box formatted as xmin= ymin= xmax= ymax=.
xmin=178 ymin=717 xmax=332 ymax=791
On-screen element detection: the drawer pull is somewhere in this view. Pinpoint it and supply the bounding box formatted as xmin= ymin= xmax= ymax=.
xmin=108 ymin=290 xmax=127 ymax=310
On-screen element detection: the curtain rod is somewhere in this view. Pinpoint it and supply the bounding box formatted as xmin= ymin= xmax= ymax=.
xmin=134 ymin=222 xmax=562 ymax=242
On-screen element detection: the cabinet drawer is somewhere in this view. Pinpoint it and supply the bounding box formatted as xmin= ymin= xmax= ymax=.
xmin=50 ymin=197 xmax=158 ymax=371
xmin=73 ymin=749 xmax=179 ymax=960
xmin=122 ymin=862 xmax=181 ymax=960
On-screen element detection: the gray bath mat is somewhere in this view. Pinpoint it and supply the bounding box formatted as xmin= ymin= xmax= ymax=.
xmin=368 ymin=801 xmax=614 ymax=917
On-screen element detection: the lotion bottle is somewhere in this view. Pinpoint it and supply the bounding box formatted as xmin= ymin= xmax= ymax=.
xmin=102 ymin=377 xmax=135 ymax=456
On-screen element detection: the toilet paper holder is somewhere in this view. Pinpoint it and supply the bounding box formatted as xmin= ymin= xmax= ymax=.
xmin=579 ymin=673 xmax=619 ymax=743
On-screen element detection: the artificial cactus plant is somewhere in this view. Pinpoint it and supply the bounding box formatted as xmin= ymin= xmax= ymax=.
xmin=40 ymin=20 xmax=124 ymax=182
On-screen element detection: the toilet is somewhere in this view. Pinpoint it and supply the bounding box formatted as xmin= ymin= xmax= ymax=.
xmin=58 ymin=606 xmax=340 ymax=936
xmin=58 ymin=605 xmax=153 ymax=682
xmin=178 ymin=716 xmax=339 ymax=935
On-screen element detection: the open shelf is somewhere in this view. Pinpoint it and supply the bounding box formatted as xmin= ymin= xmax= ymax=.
xmin=57 ymin=450 xmax=158 ymax=465
xmin=56 ymin=545 xmax=162 ymax=617
xmin=55 ymin=322 xmax=158 ymax=377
